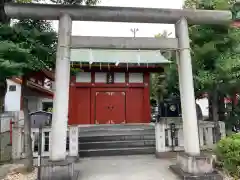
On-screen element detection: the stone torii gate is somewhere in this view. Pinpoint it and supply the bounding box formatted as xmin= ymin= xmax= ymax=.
xmin=4 ymin=2 xmax=234 ymax=178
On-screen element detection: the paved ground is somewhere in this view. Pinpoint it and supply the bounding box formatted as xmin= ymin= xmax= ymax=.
xmin=75 ymin=155 xmax=179 ymax=180
xmin=0 ymin=155 xmax=179 ymax=180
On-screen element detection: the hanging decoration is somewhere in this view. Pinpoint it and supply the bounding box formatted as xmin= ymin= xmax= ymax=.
xmin=89 ymin=49 xmax=94 ymax=70
xmin=137 ymin=49 xmax=141 ymax=66
xmin=146 ymin=55 xmax=148 ymax=68
xmin=80 ymin=61 xmax=82 ymax=69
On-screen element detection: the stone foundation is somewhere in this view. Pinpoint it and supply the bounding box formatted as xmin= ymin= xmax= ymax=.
xmin=38 ymin=158 xmax=79 ymax=180
xmin=169 ymin=152 xmax=223 ymax=180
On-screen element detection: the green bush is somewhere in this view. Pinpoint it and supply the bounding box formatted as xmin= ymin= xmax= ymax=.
xmin=215 ymin=133 xmax=240 ymax=177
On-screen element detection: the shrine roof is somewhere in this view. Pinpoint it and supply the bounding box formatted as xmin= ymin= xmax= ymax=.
xmin=11 ymin=77 xmax=53 ymax=98
xmin=70 ymin=49 xmax=171 ymax=65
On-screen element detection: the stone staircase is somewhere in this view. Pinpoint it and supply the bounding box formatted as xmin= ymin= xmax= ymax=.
xmin=78 ymin=124 xmax=156 ymax=157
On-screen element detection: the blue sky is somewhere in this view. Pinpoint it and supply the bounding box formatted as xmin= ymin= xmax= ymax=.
xmin=52 ymin=0 xmax=184 ymax=37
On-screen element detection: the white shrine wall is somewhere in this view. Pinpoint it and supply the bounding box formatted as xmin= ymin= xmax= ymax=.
xmin=75 ymin=72 xmax=144 ymax=83
xmin=4 ymin=79 xmax=52 ymax=113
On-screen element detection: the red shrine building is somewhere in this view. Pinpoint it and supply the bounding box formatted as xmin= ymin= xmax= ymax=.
xmin=68 ymin=49 xmax=170 ymax=125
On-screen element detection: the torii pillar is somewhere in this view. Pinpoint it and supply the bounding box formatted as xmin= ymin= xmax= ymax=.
xmin=50 ymin=14 xmax=72 ymax=161
xmin=175 ymin=17 xmax=200 ymax=155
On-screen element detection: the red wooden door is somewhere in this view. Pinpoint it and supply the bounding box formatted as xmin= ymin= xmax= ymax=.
xmin=95 ymin=92 xmax=111 ymax=124
xmin=111 ymin=92 xmax=126 ymax=124
xmin=95 ymin=91 xmax=126 ymax=124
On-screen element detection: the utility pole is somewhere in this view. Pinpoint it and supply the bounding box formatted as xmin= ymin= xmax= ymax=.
xmin=130 ymin=28 xmax=139 ymax=37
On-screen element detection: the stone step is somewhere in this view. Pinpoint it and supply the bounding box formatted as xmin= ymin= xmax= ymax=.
xmin=79 ymin=134 xmax=155 ymax=143
xmin=78 ymin=124 xmax=156 ymax=157
xmin=79 ymin=147 xmax=155 ymax=157
xmin=79 ymin=129 xmax=155 ymax=137
xmin=78 ymin=124 xmax=155 ymax=133
xmin=79 ymin=140 xmax=155 ymax=150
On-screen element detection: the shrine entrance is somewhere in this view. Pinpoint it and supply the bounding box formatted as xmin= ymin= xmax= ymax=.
xmin=4 ymin=1 xmax=234 ymax=162
xmin=95 ymin=91 xmax=126 ymax=124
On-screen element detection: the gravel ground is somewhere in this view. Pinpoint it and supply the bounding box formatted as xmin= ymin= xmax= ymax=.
xmin=2 ymin=169 xmax=37 ymax=180
xmin=0 ymin=164 xmax=36 ymax=180
xmin=218 ymin=171 xmax=235 ymax=180
xmin=2 ymin=170 xmax=234 ymax=180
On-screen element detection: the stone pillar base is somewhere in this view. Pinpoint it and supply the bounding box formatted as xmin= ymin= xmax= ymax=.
xmin=169 ymin=152 xmax=223 ymax=180
xmin=39 ymin=158 xmax=79 ymax=180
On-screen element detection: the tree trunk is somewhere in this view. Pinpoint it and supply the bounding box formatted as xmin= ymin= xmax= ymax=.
xmin=231 ymin=95 xmax=236 ymax=117
xmin=0 ymin=79 xmax=7 ymax=113
xmin=208 ymin=93 xmax=213 ymax=121
xmin=211 ymin=90 xmax=221 ymax=142
xmin=21 ymin=76 xmax=33 ymax=172
xmin=218 ymin=93 xmax=225 ymax=122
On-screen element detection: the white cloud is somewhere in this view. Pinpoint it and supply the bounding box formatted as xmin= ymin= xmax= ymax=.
xmin=53 ymin=0 xmax=183 ymax=37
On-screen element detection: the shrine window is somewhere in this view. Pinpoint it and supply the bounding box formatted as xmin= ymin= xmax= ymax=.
xmin=114 ymin=73 xmax=125 ymax=83
xmin=95 ymin=72 xmax=107 ymax=83
xmin=129 ymin=73 xmax=143 ymax=83
xmin=76 ymin=72 xmax=91 ymax=83
xmin=9 ymin=85 xmax=16 ymax=92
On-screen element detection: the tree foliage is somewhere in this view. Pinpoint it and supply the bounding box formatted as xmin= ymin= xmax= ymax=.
xmin=0 ymin=0 xmax=99 ymax=170
xmin=0 ymin=20 xmax=57 ymax=112
xmin=151 ymin=1 xmax=240 ymax=140
xmin=186 ymin=1 xmax=240 ymax=138
xmin=0 ymin=0 xmax=99 ymax=104
xmin=0 ymin=19 xmax=57 ymax=171
xmin=151 ymin=31 xmax=179 ymax=102
xmin=0 ymin=20 xmax=57 ymax=80
xmin=156 ymin=0 xmax=240 ymax=99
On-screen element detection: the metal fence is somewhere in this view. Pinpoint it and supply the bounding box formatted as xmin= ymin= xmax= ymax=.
xmin=0 ymin=113 xmax=13 ymax=163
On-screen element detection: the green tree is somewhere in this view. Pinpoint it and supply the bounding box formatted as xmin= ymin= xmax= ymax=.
xmin=0 ymin=20 xmax=57 ymax=170
xmin=0 ymin=0 xmax=99 ymax=170
xmin=151 ymin=31 xmax=178 ymax=103
xmin=151 ymin=0 xmax=240 ymax=141
xmin=0 ymin=0 xmax=100 ymax=114
xmin=184 ymin=0 xmax=240 ymax=141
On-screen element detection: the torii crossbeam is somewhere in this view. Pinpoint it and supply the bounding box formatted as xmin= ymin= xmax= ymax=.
xmin=5 ymin=3 xmax=232 ymax=24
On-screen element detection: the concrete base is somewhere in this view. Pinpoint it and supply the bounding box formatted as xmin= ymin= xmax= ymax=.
xmin=170 ymin=152 xmax=223 ymax=180
xmin=177 ymin=152 xmax=214 ymax=174
xmin=170 ymin=165 xmax=223 ymax=180
xmin=39 ymin=158 xmax=79 ymax=180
